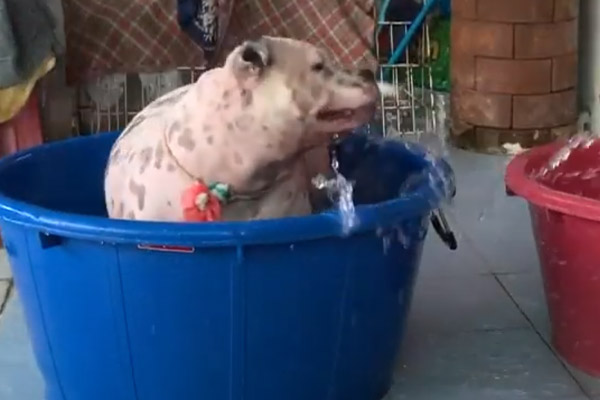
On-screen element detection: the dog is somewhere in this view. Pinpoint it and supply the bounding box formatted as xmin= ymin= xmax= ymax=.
xmin=104 ymin=36 xmax=383 ymax=222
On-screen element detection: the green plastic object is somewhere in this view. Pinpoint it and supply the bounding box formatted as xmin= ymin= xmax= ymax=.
xmin=414 ymin=17 xmax=450 ymax=92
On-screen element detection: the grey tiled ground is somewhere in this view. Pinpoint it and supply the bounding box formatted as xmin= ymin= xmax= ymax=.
xmin=0 ymin=250 xmax=11 ymax=280
xmin=388 ymin=148 xmax=593 ymax=399
xmin=0 ymin=278 xmax=10 ymax=312
xmin=0 ymin=146 xmax=599 ymax=399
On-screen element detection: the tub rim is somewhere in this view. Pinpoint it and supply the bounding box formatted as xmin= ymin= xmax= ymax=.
xmin=0 ymin=132 xmax=450 ymax=247
xmin=505 ymin=141 xmax=600 ymax=222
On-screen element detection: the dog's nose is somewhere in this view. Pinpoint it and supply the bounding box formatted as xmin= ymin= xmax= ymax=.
xmin=358 ymin=68 xmax=375 ymax=82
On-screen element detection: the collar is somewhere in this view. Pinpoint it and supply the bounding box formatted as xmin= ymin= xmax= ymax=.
xmin=162 ymin=128 xmax=277 ymax=203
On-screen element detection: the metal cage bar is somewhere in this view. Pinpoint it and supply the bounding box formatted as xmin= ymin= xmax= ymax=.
xmin=374 ymin=11 xmax=435 ymax=138
xmin=72 ymin=10 xmax=434 ymax=137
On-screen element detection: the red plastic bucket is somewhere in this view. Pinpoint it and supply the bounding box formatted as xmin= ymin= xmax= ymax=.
xmin=506 ymin=140 xmax=600 ymax=376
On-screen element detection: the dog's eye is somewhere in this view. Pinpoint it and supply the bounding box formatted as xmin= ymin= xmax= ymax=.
xmin=311 ymin=62 xmax=325 ymax=72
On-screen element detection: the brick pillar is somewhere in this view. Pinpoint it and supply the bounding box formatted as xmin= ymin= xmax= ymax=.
xmin=450 ymin=0 xmax=579 ymax=153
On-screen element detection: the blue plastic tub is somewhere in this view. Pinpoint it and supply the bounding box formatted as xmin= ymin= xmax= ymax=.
xmin=0 ymin=131 xmax=454 ymax=400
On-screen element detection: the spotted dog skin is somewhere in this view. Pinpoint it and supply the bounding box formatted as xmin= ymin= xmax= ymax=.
xmin=104 ymin=36 xmax=379 ymax=222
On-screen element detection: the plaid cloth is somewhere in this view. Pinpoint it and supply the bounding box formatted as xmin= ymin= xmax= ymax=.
xmin=64 ymin=0 xmax=375 ymax=85
xmin=64 ymin=0 xmax=233 ymax=84
xmin=224 ymin=0 xmax=376 ymax=68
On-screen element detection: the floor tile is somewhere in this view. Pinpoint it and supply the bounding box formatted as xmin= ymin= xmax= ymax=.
xmin=0 ymin=280 xmax=8 ymax=310
xmin=0 ymin=250 xmax=11 ymax=280
xmin=408 ymin=274 xmax=529 ymax=333
xmin=458 ymin=205 xmax=539 ymax=274
xmin=0 ymin=295 xmax=45 ymax=400
xmin=560 ymin=398 xmax=592 ymax=400
xmin=387 ymin=329 xmax=585 ymax=400
xmin=497 ymin=272 xmax=551 ymax=341
xmin=565 ymin=363 xmax=600 ymax=397
xmin=443 ymin=148 xmax=509 ymax=223
xmin=563 ymin=398 xmax=593 ymax=400
xmin=419 ymin=225 xmax=489 ymax=278
xmin=441 ymin=150 xmax=540 ymax=274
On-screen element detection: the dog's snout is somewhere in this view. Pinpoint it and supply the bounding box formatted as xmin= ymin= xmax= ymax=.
xmin=358 ymin=69 xmax=375 ymax=82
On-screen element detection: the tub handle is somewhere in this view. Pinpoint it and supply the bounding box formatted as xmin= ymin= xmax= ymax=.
xmin=137 ymin=244 xmax=196 ymax=253
xmin=430 ymin=209 xmax=457 ymax=250
xmin=39 ymin=232 xmax=63 ymax=249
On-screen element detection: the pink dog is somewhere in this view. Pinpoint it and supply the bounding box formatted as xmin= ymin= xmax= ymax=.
xmin=104 ymin=36 xmax=380 ymax=222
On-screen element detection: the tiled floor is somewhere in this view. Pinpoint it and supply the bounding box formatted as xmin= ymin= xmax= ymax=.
xmin=1 ymin=146 xmax=600 ymax=399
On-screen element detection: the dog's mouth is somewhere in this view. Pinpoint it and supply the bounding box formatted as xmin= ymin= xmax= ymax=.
xmin=316 ymin=109 xmax=354 ymax=120
xmin=316 ymin=103 xmax=375 ymax=121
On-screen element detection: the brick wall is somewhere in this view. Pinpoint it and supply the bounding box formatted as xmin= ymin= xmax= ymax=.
xmin=450 ymin=0 xmax=579 ymax=152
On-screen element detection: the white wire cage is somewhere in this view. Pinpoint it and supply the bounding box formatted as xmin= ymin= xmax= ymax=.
xmin=374 ymin=17 xmax=436 ymax=137
xmin=70 ymin=11 xmax=436 ymax=137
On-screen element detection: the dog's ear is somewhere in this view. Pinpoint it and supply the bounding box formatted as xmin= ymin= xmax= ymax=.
xmin=230 ymin=38 xmax=270 ymax=83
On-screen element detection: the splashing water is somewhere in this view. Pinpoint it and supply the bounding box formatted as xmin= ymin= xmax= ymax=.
xmin=425 ymin=92 xmax=457 ymax=208
xmin=422 ymin=89 xmax=451 ymax=158
xmin=379 ymin=91 xmax=459 ymax=249
xmin=536 ymin=130 xmax=600 ymax=178
xmin=312 ymin=90 xmax=457 ymax=237
xmin=532 ymin=111 xmax=600 ymax=179
xmin=388 ymin=91 xmax=455 ymax=209
xmin=312 ymin=154 xmax=358 ymax=236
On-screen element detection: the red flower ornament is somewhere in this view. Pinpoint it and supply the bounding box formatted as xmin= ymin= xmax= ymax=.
xmin=181 ymin=181 xmax=230 ymax=222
